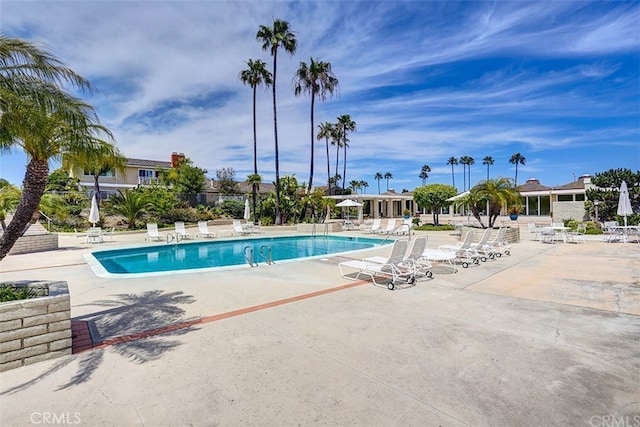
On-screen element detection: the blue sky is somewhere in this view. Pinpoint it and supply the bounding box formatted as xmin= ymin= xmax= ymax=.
xmin=1 ymin=1 xmax=639 ymax=193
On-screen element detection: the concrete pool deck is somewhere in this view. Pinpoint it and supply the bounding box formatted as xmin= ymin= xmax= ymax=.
xmin=1 ymin=224 xmax=639 ymax=426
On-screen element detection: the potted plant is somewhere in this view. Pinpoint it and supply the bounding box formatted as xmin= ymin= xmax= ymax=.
xmin=402 ymin=208 xmax=411 ymax=219
xmin=508 ymin=205 xmax=520 ymax=220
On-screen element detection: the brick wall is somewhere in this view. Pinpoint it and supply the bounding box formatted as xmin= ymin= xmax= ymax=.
xmin=7 ymin=233 xmax=58 ymax=255
xmin=552 ymin=201 xmax=588 ymax=223
xmin=0 ymin=281 xmax=71 ymax=372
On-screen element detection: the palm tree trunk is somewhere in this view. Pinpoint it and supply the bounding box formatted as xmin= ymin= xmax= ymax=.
xmin=0 ymin=159 xmax=49 ymax=260
xmin=307 ymin=90 xmax=315 ymax=193
xmin=334 ymin=144 xmax=340 ymax=194
xmin=451 ymin=165 xmax=455 ymax=189
xmin=272 ymin=51 xmax=281 ymax=225
xmin=325 ymin=137 xmax=331 ymax=195
xmin=252 ymin=86 xmax=258 ymax=225
xmin=342 ymin=138 xmax=347 ymax=193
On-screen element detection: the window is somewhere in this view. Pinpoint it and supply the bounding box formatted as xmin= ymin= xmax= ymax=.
xmin=84 ymin=169 xmax=114 ymax=177
xmin=558 ymin=195 xmax=573 ymax=202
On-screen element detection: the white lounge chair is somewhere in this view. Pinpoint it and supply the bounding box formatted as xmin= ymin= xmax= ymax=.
xmin=394 ymin=218 xmax=413 ymax=235
xmin=439 ymin=231 xmax=481 ymax=268
xmin=403 ymin=236 xmax=433 ymax=277
xmin=145 ymin=223 xmax=164 ymax=241
xmin=232 ymin=219 xmax=251 ymax=236
xmin=378 ymin=218 xmax=397 ymax=235
xmin=363 ymin=218 xmax=381 ymax=234
xmin=197 ymin=221 xmax=216 ymax=238
xmin=470 ymin=228 xmax=497 ymax=261
xmin=175 ymin=221 xmax=193 ymax=239
xmin=339 ymin=240 xmax=416 ymax=290
xmin=487 ymin=227 xmax=511 ymax=255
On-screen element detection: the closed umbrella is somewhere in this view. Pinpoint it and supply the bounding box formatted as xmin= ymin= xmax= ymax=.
xmin=89 ymin=194 xmax=100 ymax=226
xmin=617 ymin=181 xmax=633 ymax=228
xmin=244 ymin=198 xmax=251 ymax=221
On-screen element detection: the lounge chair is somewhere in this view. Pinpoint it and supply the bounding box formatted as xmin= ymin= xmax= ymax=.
xmin=145 ymin=223 xmax=164 ymax=241
xmin=439 ymin=231 xmax=481 ymax=268
xmin=403 ymin=236 xmax=433 ymax=277
xmin=175 ymin=221 xmax=193 ymax=240
xmin=197 ymin=221 xmax=216 ymax=238
xmin=363 ymin=218 xmax=381 ymax=234
xmin=487 ymin=227 xmax=511 ymax=255
xmin=232 ymin=219 xmax=251 ymax=236
xmin=470 ymin=228 xmax=497 ymax=261
xmin=378 ymin=218 xmax=397 ymax=235
xmin=339 ymin=239 xmax=417 ymax=290
xmin=394 ymin=218 xmax=413 ymax=235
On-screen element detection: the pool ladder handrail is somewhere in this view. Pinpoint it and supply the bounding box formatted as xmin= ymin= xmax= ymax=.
xmin=244 ymin=246 xmax=258 ymax=267
xmin=259 ymin=245 xmax=274 ymax=265
xmin=166 ymin=233 xmax=183 ymax=244
xmin=312 ymin=222 xmax=329 ymax=237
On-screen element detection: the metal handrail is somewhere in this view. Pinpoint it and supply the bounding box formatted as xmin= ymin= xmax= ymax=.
xmin=166 ymin=233 xmax=175 ymax=244
xmin=259 ymin=245 xmax=274 ymax=265
xmin=38 ymin=210 xmax=52 ymax=231
xmin=244 ymin=246 xmax=257 ymax=267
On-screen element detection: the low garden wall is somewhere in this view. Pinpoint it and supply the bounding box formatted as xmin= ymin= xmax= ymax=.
xmin=8 ymin=233 xmax=58 ymax=255
xmin=0 ymin=280 xmax=71 ymax=372
xmin=296 ymin=222 xmax=344 ymax=233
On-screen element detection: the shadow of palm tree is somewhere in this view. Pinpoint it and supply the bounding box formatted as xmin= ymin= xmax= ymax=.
xmin=1 ymin=290 xmax=199 ymax=394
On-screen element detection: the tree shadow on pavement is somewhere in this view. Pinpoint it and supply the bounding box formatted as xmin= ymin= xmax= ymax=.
xmin=1 ymin=290 xmax=199 ymax=394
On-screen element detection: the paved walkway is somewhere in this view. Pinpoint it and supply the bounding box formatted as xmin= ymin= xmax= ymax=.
xmin=1 ymin=224 xmax=639 ymax=426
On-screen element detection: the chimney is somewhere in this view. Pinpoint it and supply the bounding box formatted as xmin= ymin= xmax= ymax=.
xmin=171 ymin=152 xmax=185 ymax=168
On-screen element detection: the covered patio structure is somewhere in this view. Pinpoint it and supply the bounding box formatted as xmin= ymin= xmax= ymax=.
xmin=326 ymin=192 xmax=417 ymax=222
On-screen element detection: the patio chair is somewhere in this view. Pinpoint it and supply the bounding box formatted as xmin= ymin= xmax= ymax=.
xmin=197 ymin=221 xmax=216 ymax=238
xmin=527 ymin=223 xmax=544 ymax=241
xmin=363 ymin=218 xmax=381 ymax=234
xmin=487 ymin=227 xmax=511 ymax=255
xmin=602 ymin=221 xmax=623 ymax=243
xmin=439 ymin=231 xmax=481 ymax=268
xmin=566 ymin=223 xmax=586 ymax=244
xmin=394 ymin=218 xmax=413 ymax=235
xmin=470 ymin=228 xmax=497 ymax=261
xmin=175 ymin=221 xmax=193 ymax=240
xmin=339 ymin=239 xmax=417 ymax=290
xmin=145 ymin=223 xmax=164 ymax=241
xmin=378 ymin=218 xmax=397 ymax=235
xmin=86 ymin=227 xmax=103 ymax=244
xmin=232 ymin=219 xmax=252 ymax=236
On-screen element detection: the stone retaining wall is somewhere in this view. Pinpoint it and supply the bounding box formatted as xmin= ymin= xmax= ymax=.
xmin=296 ymin=223 xmax=344 ymax=233
xmin=0 ymin=281 xmax=71 ymax=372
xmin=7 ymin=233 xmax=58 ymax=255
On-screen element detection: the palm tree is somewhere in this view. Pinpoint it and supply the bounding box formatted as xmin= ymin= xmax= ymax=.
xmin=330 ymin=126 xmax=343 ymax=194
xmin=0 ymin=36 xmax=116 ymax=260
xmin=419 ymin=164 xmax=431 ymax=186
xmin=63 ymin=142 xmax=126 ymax=198
xmin=336 ymin=114 xmax=356 ymax=193
xmin=457 ymin=178 xmax=521 ymax=228
xmin=384 ymin=172 xmax=393 ymax=191
xmin=349 ymin=180 xmax=360 ymax=194
xmin=256 ymin=19 xmax=297 ymax=225
xmin=246 ymin=173 xmax=262 ymax=224
xmin=374 ymin=172 xmax=383 ymax=194
xmin=509 ymin=152 xmax=526 ymax=186
xmin=317 ymin=121 xmax=335 ymax=195
xmin=359 ymin=180 xmax=369 ymax=194
xmin=294 ymin=58 xmax=339 ymax=194
xmin=482 ymin=156 xmax=494 ymax=181
xmin=466 ymin=156 xmax=475 ymax=191
xmin=239 ymin=59 xmax=272 ymax=224
xmin=105 ymin=190 xmax=152 ymax=229
xmin=459 ymin=156 xmax=469 ymax=192
xmin=447 ymin=156 xmax=458 ymax=189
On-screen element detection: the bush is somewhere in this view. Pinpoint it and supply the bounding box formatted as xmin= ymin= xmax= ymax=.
xmin=220 ymin=200 xmax=245 ymax=219
xmin=583 ymin=221 xmax=602 ymax=235
xmin=159 ymin=208 xmax=201 ymax=225
xmin=413 ymin=224 xmax=456 ymax=231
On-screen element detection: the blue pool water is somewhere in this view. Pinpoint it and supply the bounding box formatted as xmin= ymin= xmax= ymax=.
xmin=88 ymin=235 xmax=390 ymax=276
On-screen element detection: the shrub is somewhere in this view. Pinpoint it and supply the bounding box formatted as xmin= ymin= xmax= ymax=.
xmin=220 ymin=200 xmax=245 ymax=219
xmin=159 ymin=208 xmax=201 ymax=224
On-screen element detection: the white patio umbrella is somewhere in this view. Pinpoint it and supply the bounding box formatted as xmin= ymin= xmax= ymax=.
xmin=335 ymin=199 xmax=362 ymax=220
xmin=243 ymin=198 xmax=251 ymax=221
xmin=617 ymin=181 xmax=633 ymax=228
xmin=89 ymin=194 xmax=100 ymax=226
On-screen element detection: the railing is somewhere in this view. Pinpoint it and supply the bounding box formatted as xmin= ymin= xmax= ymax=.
xmin=244 ymin=246 xmax=257 ymax=267
xmin=311 ymin=223 xmax=328 ymax=237
xmin=259 ymin=245 xmax=274 ymax=265
xmin=38 ymin=211 xmax=52 ymax=231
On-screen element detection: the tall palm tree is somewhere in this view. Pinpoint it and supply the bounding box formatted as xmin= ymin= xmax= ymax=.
xmin=374 ymin=172 xmax=383 ymax=194
xmin=509 ymin=152 xmax=526 ymax=186
xmin=384 ymin=172 xmax=393 ymax=191
xmin=482 ymin=156 xmax=494 ymax=181
xmin=419 ymin=164 xmax=431 ymax=186
xmin=336 ymin=114 xmax=356 ymax=193
xmin=349 ymin=180 xmax=360 ymax=194
xmin=359 ymin=180 xmax=369 ymax=194
xmin=246 ymin=173 xmax=262 ymax=223
xmin=317 ymin=121 xmax=335 ymax=195
xmin=331 ymin=126 xmax=343 ymax=194
xmin=459 ymin=156 xmax=469 ymax=192
xmin=447 ymin=157 xmax=458 ymax=189
xmin=294 ymin=58 xmax=339 ymax=194
xmin=0 ymin=36 xmax=116 ymax=260
xmin=466 ymin=156 xmax=475 ymax=191
xmin=256 ymin=19 xmax=297 ymax=225
xmin=239 ymin=59 xmax=272 ymax=224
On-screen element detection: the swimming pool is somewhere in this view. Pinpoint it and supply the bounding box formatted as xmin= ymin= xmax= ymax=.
xmin=86 ymin=235 xmax=391 ymax=277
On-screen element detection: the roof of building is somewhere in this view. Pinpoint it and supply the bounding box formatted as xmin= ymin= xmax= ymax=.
xmin=126 ymin=158 xmax=172 ymax=168
xmin=517 ymin=178 xmax=552 ymax=192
